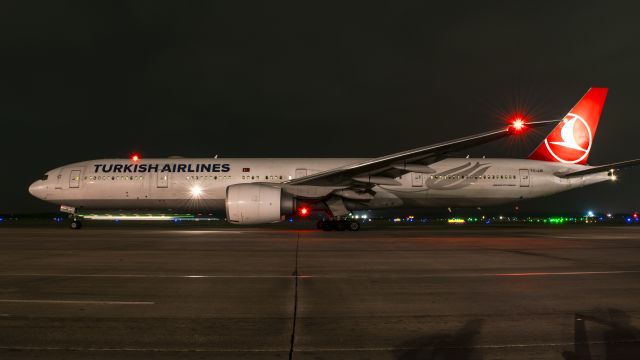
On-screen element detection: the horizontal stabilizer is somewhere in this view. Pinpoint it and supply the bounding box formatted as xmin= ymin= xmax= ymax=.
xmin=557 ymin=159 xmax=640 ymax=178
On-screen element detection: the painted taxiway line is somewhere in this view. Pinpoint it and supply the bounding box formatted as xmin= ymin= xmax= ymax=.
xmin=0 ymin=299 xmax=154 ymax=305
xmin=1 ymin=270 xmax=640 ymax=279
xmin=0 ymin=346 xmax=283 ymax=353
xmin=2 ymin=339 xmax=640 ymax=353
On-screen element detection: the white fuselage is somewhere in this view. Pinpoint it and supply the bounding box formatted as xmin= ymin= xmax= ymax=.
xmin=28 ymin=158 xmax=610 ymax=213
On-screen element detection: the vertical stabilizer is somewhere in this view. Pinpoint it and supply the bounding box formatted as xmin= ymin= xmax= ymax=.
xmin=529 ymin=88 xmax=608 ymax=164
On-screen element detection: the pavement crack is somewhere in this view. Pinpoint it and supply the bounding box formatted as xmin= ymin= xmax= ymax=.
xmin=288 ymin=232 xmax=300 ymax=360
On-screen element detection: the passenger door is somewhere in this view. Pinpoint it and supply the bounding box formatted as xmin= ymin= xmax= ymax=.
xmin=295 ymin=168 xmax=307 ymax=179
xmin=519 ymin=169 xmax=530 ymax=187
xmin=157 ymin=173 xmax=169 ymax=188
xmin=412 ymin=172 xmax=423 ymax=187
xmin=69 ymin=170 xmax=81 ymax=188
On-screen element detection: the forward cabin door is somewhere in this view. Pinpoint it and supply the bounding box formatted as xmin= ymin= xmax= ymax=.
xmin=157 ymin=173 xmax=169 ymax=188
xmin=412 ymin=172 xmax=423 ymax=187
xmin=69 ymin=170 xmax=81 ymax=188
xmin=519 ymin=169 xmax=530 ymax=187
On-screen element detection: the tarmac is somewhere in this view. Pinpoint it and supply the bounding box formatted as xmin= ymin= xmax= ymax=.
xmin=0 ymin=223 xmax=639 ymax=359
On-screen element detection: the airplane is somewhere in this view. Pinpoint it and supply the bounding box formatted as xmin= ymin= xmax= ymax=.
xmin=29 ymin=87 xmax=640 ymax=230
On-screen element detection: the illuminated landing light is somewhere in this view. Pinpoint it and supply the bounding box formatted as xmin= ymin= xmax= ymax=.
xmin=190 ymin=185 xmax=203 ymax=198
xmin=611 ymin=174 xmax=618 ymax=181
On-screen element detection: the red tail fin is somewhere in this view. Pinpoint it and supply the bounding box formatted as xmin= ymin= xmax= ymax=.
xmin=528 ymin=87 xmax=608 ymax=165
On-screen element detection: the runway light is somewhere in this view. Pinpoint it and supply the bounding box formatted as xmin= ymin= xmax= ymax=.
xmin=190 ymin=185 xmax=203 ymax=198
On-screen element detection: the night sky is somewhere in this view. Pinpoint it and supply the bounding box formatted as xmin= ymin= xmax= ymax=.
xmin=1 ymin=1 xmax=639 ymax=213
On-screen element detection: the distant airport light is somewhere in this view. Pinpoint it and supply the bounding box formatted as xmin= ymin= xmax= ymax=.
xmin=448 ymin=218 xmax=466 ymax=224
xmin=298 ymin=206 xmax=310 ymax=217
xmin=130 ymin=153 xmax=141 ymax=162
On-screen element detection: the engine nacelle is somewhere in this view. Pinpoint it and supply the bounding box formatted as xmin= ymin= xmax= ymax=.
xmin=225 ymin=184 xmax=294 ymax=224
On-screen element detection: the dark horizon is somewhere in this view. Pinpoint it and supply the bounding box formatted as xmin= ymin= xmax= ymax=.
xmin=2 ymin=1 xmax=639 ymax=213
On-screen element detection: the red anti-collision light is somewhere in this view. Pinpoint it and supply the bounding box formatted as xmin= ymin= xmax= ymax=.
xmin=298 ymin=207 xmax=310 ymax=217
xmin=512 ymin=118 xmax=525 ymax=130
xmin=130 ymin=154 xmax=141 ymax=162
xmin=508 ymin=117 xmax=527 ymax=133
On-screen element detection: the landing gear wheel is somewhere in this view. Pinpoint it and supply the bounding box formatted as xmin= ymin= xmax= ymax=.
xmin=348 ymin=221 xmax=360 ymax=231
xmin=70 ymin=220 xmax=82 ymax=229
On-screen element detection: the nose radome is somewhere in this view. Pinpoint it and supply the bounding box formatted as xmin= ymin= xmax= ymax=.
xmin=29 ymin=181 xmax=45 ymax=199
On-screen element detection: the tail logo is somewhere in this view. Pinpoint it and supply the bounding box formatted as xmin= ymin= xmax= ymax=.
xmin=544 ymin=113 xmax=593 ymax=164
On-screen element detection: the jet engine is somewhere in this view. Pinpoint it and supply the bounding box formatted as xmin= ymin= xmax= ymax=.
xmin=225 ymin=184 xmax=295 ymax=224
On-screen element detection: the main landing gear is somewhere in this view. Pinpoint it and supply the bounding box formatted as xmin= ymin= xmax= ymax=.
xmin=69 ymin=216 xmax=82 ymax=230
xmin=317 ymin=219 xmax=360 ymax=231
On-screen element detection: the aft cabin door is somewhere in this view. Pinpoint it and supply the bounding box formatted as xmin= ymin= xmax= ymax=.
xmin=412 ymin=172 xmax=423 ymax=187
xmin=69 ymin=170 xmax=81 ymax=188
xmin=519 ymin=169 xmax=530 ymax=187
xmin=157 ymin=173 xmax=169 ymax=188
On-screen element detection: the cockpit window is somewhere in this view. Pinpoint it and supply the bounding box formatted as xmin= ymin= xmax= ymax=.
xmin=41 ymin=174 xmax=48 ymax=181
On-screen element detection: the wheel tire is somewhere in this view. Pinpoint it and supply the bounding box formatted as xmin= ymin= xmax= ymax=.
xmin=70 ymin=220 xmax=82 ymax=229
xmin=348 ymin=221 xmax=360 ymax=231
xmin=335 ymin=220 xmax=347 ymax=231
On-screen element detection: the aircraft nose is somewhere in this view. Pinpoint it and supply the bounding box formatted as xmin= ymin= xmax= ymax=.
xmin=28 ymin=181 xmax=45 ymax=199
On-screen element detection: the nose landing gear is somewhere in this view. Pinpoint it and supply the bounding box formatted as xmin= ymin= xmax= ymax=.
xmin=69 ymin=218 xmax=82 ymax=229
xmin=60 ymin=205 xmax=82 ymax=230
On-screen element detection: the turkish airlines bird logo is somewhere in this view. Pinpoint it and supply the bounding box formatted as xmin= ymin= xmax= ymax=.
xmin=544 ymin=113 xmax=593 ymax=164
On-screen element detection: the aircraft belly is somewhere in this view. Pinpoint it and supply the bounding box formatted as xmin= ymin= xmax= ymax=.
xmin=57 ymin=198 xmax=227 ymax=212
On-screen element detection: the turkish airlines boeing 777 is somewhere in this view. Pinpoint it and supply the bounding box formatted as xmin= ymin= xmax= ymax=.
xmin=29 ymin=88 xmax=640 ymax=230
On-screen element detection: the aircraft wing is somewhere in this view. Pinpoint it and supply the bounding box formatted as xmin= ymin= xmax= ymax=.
xmin=558 ymin=159 xmax=640 ymax=178
xmin=286 ymin=120 xmax=558 ymax=187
